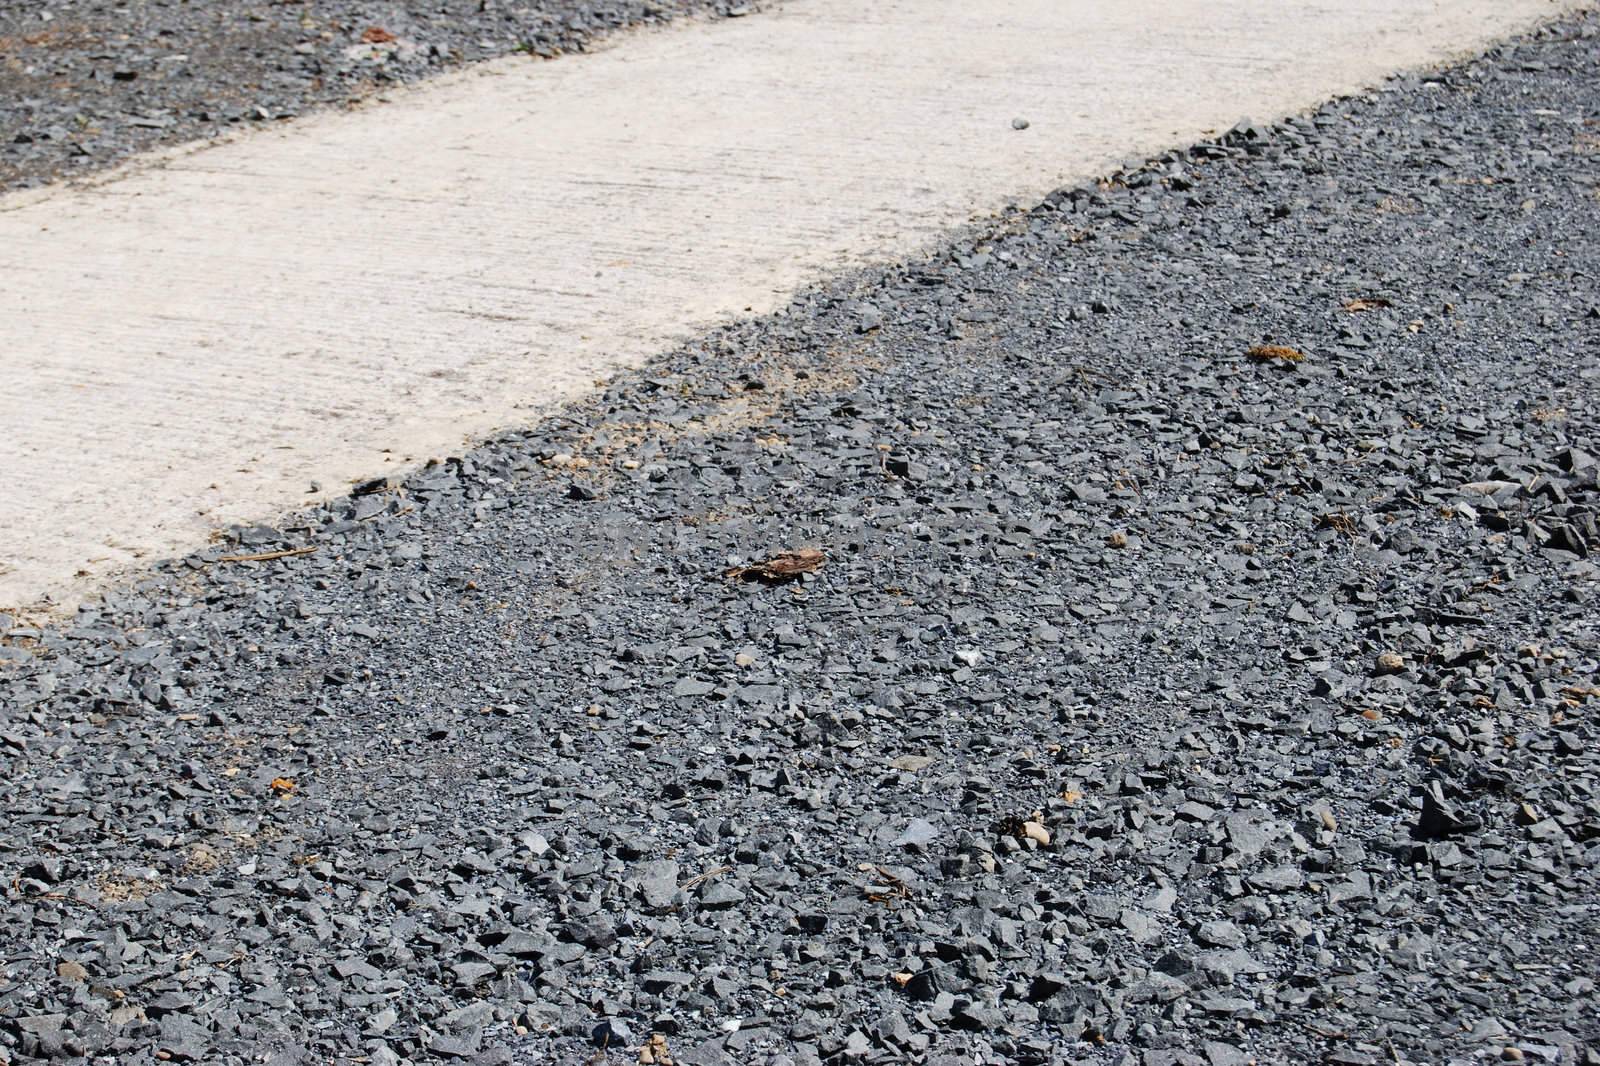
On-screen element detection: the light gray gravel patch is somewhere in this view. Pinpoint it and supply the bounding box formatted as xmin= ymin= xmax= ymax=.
xmin=3 ymin=12 xmax=1600 ymax=1066
xmin=0 ymin=0 xmax=753 ymax=189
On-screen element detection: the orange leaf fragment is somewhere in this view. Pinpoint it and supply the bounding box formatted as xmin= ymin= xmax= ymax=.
xmin=724 ymin=548 xmax=826 ymax=584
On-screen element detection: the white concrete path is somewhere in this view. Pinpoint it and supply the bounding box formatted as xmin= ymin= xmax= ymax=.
xmin=0 ymin=0 xmax=1583 ymax=612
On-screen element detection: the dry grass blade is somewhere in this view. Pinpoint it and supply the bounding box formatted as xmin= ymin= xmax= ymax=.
xmin=681 ymin=864 xmax=732 ymax=890
xmin=217 ymin=546 xmax=318 ymax=564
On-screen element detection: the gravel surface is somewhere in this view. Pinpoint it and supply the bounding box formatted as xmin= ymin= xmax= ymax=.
xmin=0 ymin=0 xmax=751 ymax=190
xmin=5 ymin=13 xmax=1600 ymax=1066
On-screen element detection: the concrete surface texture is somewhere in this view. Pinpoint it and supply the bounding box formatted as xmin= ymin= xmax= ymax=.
xmin=0 ymin=0 xmax=1583 ymax=612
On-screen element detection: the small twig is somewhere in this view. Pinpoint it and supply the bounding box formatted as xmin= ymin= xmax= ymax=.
xmin=216 ymin=546 xmax=318 ymax=564
xmin=8 ymin=877 xmax=97 ymax=911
